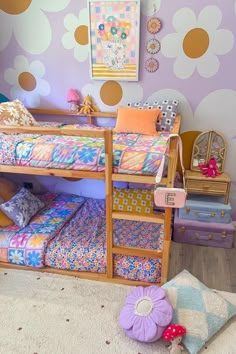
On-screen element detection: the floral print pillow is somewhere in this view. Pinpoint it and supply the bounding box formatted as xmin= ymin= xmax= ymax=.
xmin=127 ymin=100 xmax=179 ymax=131
xmin=0 ymin=187 xmax=45 ymax=228
xmin=0 ymin=99 xmax=38 ymax=126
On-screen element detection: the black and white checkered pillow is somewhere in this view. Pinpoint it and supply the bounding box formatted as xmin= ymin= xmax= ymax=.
xmin=127 ymin=99 xmax=179 ymax=131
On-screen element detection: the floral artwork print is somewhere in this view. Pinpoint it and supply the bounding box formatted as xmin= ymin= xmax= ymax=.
xmin=88 ymin=1 xmax=140 ymax=81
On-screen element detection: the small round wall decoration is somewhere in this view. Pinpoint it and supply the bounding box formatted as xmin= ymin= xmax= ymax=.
xmin=145 ymin=16 xmax=162 ymax=73
xmin=145 ymin=58 xmax=159 ymax=73
xmin=146 ymin=38 xmax=161 ymax=54
xmin=147 ymin=17 xmax=161 ymax=34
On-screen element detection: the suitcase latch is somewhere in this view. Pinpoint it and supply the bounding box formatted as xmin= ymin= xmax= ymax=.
xmin=221 ymin=211 xmax=225 ymax=217
xmin=194 ymin=211 xmax=199 ymax=216
xmin=180 ymin=226 xmax=186 ymax=232
xmin=186 ymin=208 xmax=190 ymax=214
xmin=221 ymin=231 xmax=227 ymax=238
xmin=210 ymin=212 xmax=216 ymax=217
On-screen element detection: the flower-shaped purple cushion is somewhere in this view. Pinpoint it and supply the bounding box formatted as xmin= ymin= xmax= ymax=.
xmin=119 ymin=285 xmax=173 ymax=342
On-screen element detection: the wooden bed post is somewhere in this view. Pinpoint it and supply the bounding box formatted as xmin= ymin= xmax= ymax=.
xmin=161 ymin=135 xmax=179 ymax=284
xmin=104 ymin=129 xmax=113 ymax=278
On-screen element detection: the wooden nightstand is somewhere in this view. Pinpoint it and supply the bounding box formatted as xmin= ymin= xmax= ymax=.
xmin=185 ymin=170 xmax=231 ymax=204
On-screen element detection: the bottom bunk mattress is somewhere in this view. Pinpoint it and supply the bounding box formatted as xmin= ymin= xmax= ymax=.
xmin=45 ymin=198 xmax=164 ymax=283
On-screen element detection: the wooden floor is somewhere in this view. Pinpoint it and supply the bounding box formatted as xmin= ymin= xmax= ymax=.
xmin=168 ymin=234 xmax=236 ymax=293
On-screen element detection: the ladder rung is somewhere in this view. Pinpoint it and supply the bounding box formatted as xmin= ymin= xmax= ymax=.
xmin=112 ymin=211 xmax=165 ymax=223
xmin=112 ymin=246 xmax=162 ymax=258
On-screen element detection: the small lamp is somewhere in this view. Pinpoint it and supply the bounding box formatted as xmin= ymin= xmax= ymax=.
xmin=67 ymin=89 xmax=80 ymax=111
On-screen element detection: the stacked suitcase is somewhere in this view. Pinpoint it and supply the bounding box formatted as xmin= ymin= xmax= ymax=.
xmin=173 ymin=195 xmax=234 ymax=248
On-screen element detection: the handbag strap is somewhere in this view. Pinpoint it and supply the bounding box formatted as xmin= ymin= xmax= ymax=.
xmin=155 ymin=134 xmax=185 ymax=187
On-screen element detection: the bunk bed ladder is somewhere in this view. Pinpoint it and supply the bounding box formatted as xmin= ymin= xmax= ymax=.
xmin=161 ymin=135 xmax=179 ymax=284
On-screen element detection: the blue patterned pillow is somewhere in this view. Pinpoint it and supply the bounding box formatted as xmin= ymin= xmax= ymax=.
xmin=162 ymin=270 xmax=236 ymax=354
xmin=127 ymin=99 xmax=178 ymax=131
xmin=0 ymin=187 xmax=45 ymax=228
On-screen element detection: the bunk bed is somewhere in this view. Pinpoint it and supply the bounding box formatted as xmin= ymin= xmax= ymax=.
xmin=0 ymin=108 xmax=181 ymax=286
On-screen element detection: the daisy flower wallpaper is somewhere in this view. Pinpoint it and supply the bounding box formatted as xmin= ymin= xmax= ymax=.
xmin=0 ymin=0 xmax=236 ymax=217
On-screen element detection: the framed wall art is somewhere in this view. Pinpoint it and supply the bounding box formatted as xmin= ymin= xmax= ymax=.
xmin=87 ymin=0 xmax=140 ymax=81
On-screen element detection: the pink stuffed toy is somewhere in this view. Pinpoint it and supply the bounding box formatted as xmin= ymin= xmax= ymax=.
xmin=199 ymin=157 xmax=220 ymax=178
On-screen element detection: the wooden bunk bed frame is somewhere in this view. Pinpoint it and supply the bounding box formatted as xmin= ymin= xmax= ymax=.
xmin=0 ymin=109 xmax=181 ymax=286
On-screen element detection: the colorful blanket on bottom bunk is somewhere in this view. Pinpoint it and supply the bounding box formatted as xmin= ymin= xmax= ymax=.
xmin=0 ymin=193 xmax=85 ymax=267
xmin=45 ymin=198 xmax=164 ymax=283
xmin=0 ymin=193 xmax=164 ymax=283
xmin=0 ymin=123 xmax=170 ymax=175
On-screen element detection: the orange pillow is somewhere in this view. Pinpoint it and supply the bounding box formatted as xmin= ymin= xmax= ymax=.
xmin=0 ymin=211 xmax=14 ymax=227
xmin=113 ymin=106 xmax=161 ymax=135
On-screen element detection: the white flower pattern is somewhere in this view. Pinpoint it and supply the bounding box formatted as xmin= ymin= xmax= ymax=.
xmin=161 ymin=6 xmax=234 ymax=79
xmin=0 ymin=0 xmax=70 ymax=54
xmin=62 ymin=8 xmax=89 ymax=63
xmin=4 ymin=56 xmax=50 ymax=107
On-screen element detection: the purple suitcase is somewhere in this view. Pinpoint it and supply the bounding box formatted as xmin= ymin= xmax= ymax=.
xmin=173 ymin=209 xmax=234 ymax=248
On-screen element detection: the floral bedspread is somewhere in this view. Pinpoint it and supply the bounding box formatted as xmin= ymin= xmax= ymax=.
xmin=45 ymin=198 xmax=164 ymax=283
xmin=0 ymin=193 xmax=85 ymax=267
xmin=0 ymin=123 xmax=170 ymax=175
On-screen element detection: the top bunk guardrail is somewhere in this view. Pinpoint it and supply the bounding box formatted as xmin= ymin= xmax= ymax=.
xmin=0 ymin=110 xmax=181 ymax=182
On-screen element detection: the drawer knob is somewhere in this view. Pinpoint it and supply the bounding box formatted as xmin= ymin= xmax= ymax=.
xmin=208 ymin=234 xmax=213 ymax=240
xmin=211 ymin=212 xmax=216 ymax=217
xmin=203 ymin=185 xmax=210 ymax=190
xmin=221 ymin=211 xmax=225 ymax=217
xmin=194 ymin=211 xmax=199 ymax=216
xmin=180 ymin=226 xmax=186 ymax=232
xmin=186 ymin=207 xmax=191 ymax=214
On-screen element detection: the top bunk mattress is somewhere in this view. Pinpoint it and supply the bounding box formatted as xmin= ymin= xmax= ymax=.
xmin=0 ymin=122 xmax=170 ymax=176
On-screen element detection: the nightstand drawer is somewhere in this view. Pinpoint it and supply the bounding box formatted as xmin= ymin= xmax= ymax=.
xmin=186 ymin=179 xmax=228 ymax=194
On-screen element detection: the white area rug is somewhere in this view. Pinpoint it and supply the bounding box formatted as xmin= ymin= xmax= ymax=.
xmin=0 ymin=269 xmax=236 ymax=354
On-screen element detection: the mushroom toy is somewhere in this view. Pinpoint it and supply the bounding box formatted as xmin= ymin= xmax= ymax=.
xmin=162 ymin=324 xmax=186 ymax=354
xmin=67 ymin=89 xmax=80 ymax=111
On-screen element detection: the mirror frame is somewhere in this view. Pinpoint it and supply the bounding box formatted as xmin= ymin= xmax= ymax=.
xmin=190 ymin=130 xmax=226 ymax=173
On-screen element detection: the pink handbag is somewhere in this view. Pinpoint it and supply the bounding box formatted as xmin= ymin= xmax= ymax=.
xmin=154 ymin=134 xmax=187 ymax=208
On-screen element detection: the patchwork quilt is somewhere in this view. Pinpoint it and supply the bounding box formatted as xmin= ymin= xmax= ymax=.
xmin=0 ymin=193 xmax=85 ymax=267
xmin=0 ymin=123 xmax=170 ymax=175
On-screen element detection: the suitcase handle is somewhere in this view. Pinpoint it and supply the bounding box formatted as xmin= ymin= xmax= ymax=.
xmin=194 ymin=211 xmax=216 ymax=218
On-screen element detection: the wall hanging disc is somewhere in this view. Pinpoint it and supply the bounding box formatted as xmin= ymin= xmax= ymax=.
xmin=146 ymin=38 xmax=161 ymax=54
xmin=147 ymin=17 xmax=161 ymax=34
xmin=145 ymin=58 xmax=159 ymax=72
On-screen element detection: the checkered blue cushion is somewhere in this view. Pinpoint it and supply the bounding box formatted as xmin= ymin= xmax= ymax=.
xmin=162 ymin=270 xmax=236 ymax=354
xmin=127 ymin=100 xmax=178 ymax=131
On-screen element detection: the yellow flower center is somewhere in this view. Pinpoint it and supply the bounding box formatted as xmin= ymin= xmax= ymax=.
xmin=183 ymin=28 xmax=209 ymax=59
xmin=18 ymin=72 xmax=36 ymax=91
xmin=100 ymin=81 xmax=123 ymax=106
xmin=0 ymin=0 xmax=32 ymax=14
xmin=74 ymin=25 xmax=89 ymax=45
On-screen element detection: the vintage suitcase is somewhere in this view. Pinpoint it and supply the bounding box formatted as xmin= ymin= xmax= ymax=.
xmin=173 ymin=209 xmax=234 ymax=248
xmin=179 ymin=194 xmax=232 ymax=223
